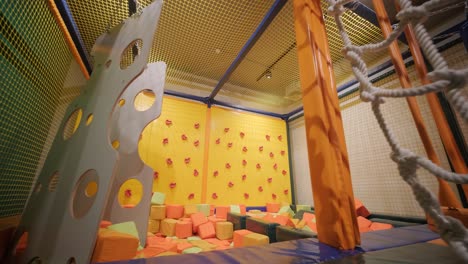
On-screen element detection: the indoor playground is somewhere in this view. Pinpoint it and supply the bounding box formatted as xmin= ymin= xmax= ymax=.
xmin=2 ymin=0 xmax=468 ymax=263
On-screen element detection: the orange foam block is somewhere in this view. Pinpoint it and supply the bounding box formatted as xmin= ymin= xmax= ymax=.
xmin=357 ymin=216 xmax=372 ymax=233
xmin=215 ymin=206 xmax=230 ymax=219
xmin=302 ymin=212 xmax=315 ymax=223
xmin=146 ymin=236 xmax=166 ymax=247
xmin=243 ymin=233 xmax=269 ymax=247
xmin=148 ymin=220 xmax=160 ymax=234
xmin=175 ymin=221 xmax=193 ymax=239
xmin=215 ymin=221 xmax=233 ymax=240
xmin=370 ymin=222 xmax=393 ymax=231
xmin=190 ymin=212 xmax=208 ymax=233
xmin=233 ymin=229 xmax=253 ymax=248
xmin=215 ymin=245 xmax=231 ymax=250
xmin=198 ymin=222 xmax=216 ymax=239
xmin=271 ymin=215 xmax=289 ymax=226
xmin=306 ymin=221 xmax=317 ymax=233
xmin=139 ymin=247 xmax=166 ymax=258
xmin=161 ymin=219 xmax=178 ymax=237
xmin=204 ymin=238 xmax=230 ymax=247
xmin=239 ymin=204 xmax=246 ymax=215
xmin=210 ymin=205 xmax=215 ymax=216
xmin=208 ymin=215 xmax=225 ymax=224
xmin=100 ymin=220 xmax=112 ymax=228
xmin=166 ymin=204 xmax=184 ymax=219
xmin=184 ymin=204 xmax=198 ymax=217
xmin=177 ymin=242 xmax=193 ymax=253
xmin=149 ymin=240 xmax=177 ymax=253
xmin=157 ymin=251 xmax=180 ymax=257
xmin=355 ymin=198 xmax=370 ymax=217
xmin=91 ymin=229 xmax=139 ymax=263
xmin=266 ymin=203 xmax=280 ymax=213
xmin=150 ymin=205 xmax=166 ymax=220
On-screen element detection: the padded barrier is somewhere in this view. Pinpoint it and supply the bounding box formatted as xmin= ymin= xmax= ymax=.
xmin=227 ymin=212 xmax=250 ymax=230
xmin=104 ymin=224 xmax=440 ymax=264
xmin=367 ymin=213 xmax=426 ymax=228
xmin=323 ymin=243 xmax=461 ymax=264
xmin=245 ymin=217 xmax=279 ymax=243
xmin=275 ymin=226 xmax=317 ymax=242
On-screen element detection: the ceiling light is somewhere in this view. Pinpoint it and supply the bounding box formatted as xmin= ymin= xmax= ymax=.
xmin=265 ymin=70 xmax=272 ymax=79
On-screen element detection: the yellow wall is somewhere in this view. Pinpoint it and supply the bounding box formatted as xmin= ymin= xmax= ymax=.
xmin=138 ymin=97 xmax=291 ymax=205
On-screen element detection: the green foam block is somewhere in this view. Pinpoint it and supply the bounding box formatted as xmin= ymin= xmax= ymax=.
xmin=187 ymin=236 xmax=202 ymax=241
xmin=230 ymin=205 xmax=241 ymax=214
xmin=182 ymin=247 xmax=202 ymax=254
xmin=295 ymin=204 xmax=311 ymax=212
xmin=151 ymin=192 xmax=166 ymax=205
xmin=107 ymin=221 xmax=142 ymax=250
xmin=278 ymin=206 xmax=295 ymax=218
xmin=196 ymin=204 xmax=210 ymax=216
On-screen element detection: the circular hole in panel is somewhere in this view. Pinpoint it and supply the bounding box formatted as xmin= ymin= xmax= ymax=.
xmin=28 ymin=257 xmax=42 ymax=264
xmin=34 ymin=182 xmax=42 ymax=194
xmin=72 ymin=169 xmax=99 ymax=219
xmin=112 ymin=140 xmax=120 ymax=150
xmin=67 ymin=257 xmax=76 ymax=264
xmin=120 ymin=39 xmax=142 ymax=69
xmin=118 ymin=179 xmax=143 ymax=208
xmin=85 ymin=181 xmax=98 ymax=197
xmin=86 ymin=114 xmax=94 ymax=126
xmin=63 ymin=108 xmax=82 ymax=140
xmin=134 ymin=89 xmax=155 ymax=112
xmin=48 ymin=171 xmax=60 ymax=192
xmin=118 ymin=99 xmax=126 ymax=107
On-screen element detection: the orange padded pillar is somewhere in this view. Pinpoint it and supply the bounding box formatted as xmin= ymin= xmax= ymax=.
xmin=395 ymin=2 xmax=468 ymax=203
xmin=293 ymin=0 xmax=360 ymax=249
xmin=373 ymin=0 xmax=460 ymax=207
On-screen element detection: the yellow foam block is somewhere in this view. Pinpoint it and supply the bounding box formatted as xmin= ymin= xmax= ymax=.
xmin=189 ymin=240 xmax=217 ymax=250
xmin=215 ymin=222 xmax=233 ymax=240
xmin=296 ymin=219 xmax=307 ymax=229
xmin=148 ymin=220 xmax=160 ymax=234
xmin=157 ymin=251 xmax=179 ymax=257
xmin=92 ymin=229 xmax=139 ymax=262
xmin=150 ymin=205 xmax=166 ymax=220
xmin=243 ymin=233 xmax=269 ymax=247
xmin=184 ymin=204 xmax=198 ymax=217
xmin=161 ymin=219 xmax=178 ymax=237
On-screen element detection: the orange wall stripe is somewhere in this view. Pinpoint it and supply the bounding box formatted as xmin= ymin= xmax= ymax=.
xmin=201 ymin=107 xmax=212 ymax=203
xmin=47 ymin=0 xmax=90 ymax=80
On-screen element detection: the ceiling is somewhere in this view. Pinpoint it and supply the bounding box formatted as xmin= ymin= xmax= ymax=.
xmin=66 ymin=0 xmax=462 ymax=113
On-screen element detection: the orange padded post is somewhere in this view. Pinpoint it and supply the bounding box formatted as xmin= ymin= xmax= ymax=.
xmin=293 ymin=0 xmax=360 ymax=249
xmin=373 ymin=0 xmax=460 ymax=207
xmin=394 ymin=1 xmax=468 ymax=202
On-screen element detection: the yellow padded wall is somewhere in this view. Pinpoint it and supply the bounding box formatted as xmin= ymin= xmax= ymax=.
xmin=207 ymin=106 xmax=291 ymax=205
xmin=139 ymin=97 xmax=207 ymax=204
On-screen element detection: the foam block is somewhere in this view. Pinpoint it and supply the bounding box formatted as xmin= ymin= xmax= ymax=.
xmin=107 ymin=221 xmax=141 ymax=249
xmin=157 ymin=251 xmax=179 ymax=256
xmin=370 ymin=222 xmax=393 ymax=231
xmin=146 ymin=235 xmax=166 ymax=246
xmin=148 ymin=219 xmax=160 ymax=234
xmin=243 ymin=233 xmax=269 ymax=247
xmin=215 ymin=206 xmax=230 ymax=219
xmin=239 ymin=204 xmax=246 ymax=215
xmin=302 ymin=212 xmax=315 ymax=223
xmin=100 ymin=220 xmax=112 ymax=228
xmin=357 ymin=216 xmax=372 ymax=233
xmin=278 ymin=206 xmax=295 ymax=218
xmin=161 ymin=219 xmax=178 ymax=237
xmin=233 ymin=229 xmax=253 ymax=247
xmin=189 ymin=240 xmax=217 ymax=250
xmin=198 ymin=222 xmax=216 ymax=239
xmin=196 ymin=204 xmax=211 ymax=216
xmin=180 ymin=217 xmax=192 ymax=222
xmin=210 ymin=205 xmax=215 ymax=216
xmin=182 ymin=247 xmax=202 ymax=254
xmin=166 ymin=204 xmax=184 ymax=219
xmin=230 ymin=205 xmax=241 ymax=214
xmin=149 ymin=240 xmax=177 ymax=252
xmin=190 ymin=212 xmax=208 ymax=233
xmin=355 ymin=199 xmax=370 ymax=217
xmin=175 ymin=221 xmax=192 ymax=239
xmin=216 ymin=221 xmax=233 ymax=240
xmin=204 ymin=238 xmax=230 ymax=247
xmin=270 ymin=214 xmax=289 ymax=226
xmin=248 ymin=210 xmax=262 ymax=214
xmin=139 ymin=247 xmax=166 ymax=258
xmin=177 ymin=242 xmax=193 ymax=253
xmin=208 ymin=215 xmax=225 ymax=224
xmin=295 ymin=204 xmax=311 ymax=212
xmin=266 ymin=203 xmax=280 ymax=213
xmin=287 ymin=218 xmax=299 ymax=228
xmin=187 ymin=236 xmax=201 ymax=241
xmin=150 ymin=205 xmax=166 ymax=220
xmin=91 ymin=228 xmax=139 ymax=262
xmin=306 ymin=221 xmax=317 ymax=233
xmin=184 ymin=204 xmax=198 ymax=217
xmin=151 ymin=192 xmax=166 ymax=205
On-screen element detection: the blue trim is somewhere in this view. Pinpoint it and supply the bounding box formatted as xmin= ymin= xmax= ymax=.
xmin=208 ymin=0 xmax=288 ymax=100
xmin=163 ymin=90 xmax=206 ymax=103
xmin=284 ymin=106 xmax=303 ymax=120
xmin=212 ymin=100 xmax=285 ymax=119
xmin=55 ymin=0 xmax=93 ymax=74
xmin=285 ymin=121 xmax=296 ymax=204
xmin=246 ymin=206 xmax=267 ymax=212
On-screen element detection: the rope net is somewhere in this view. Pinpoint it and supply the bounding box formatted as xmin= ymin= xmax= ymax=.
xmin=326 ymin=0 xmax=468 ymax=260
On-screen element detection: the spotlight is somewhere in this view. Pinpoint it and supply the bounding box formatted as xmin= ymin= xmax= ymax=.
xmin=265 ymin=70 xmax=272 ymax=79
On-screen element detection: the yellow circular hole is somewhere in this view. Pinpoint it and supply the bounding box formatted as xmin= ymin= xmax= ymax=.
xmin=118 ymin=179 xmax=143 ymax=207
xmin=86 ymin=114 xmax=93 ymax=126
xmin=112 ymin=140 xmax=120 ymax=150
xmin=134 ymin=89 xmax=155 ymax=112
xmin=85 ymin=181 xmax=98 ymax=197
xmin=48 ymin=171 xmax=60 ymax=192
xmin=63 ymin=108 xmax=82 ymax=140
xmin=118 ymin=99 xmax=126 ymax=107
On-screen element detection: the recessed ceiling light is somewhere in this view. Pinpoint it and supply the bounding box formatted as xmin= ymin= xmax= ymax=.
xmin=265 ymin=70 xmax=272 ymax=79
